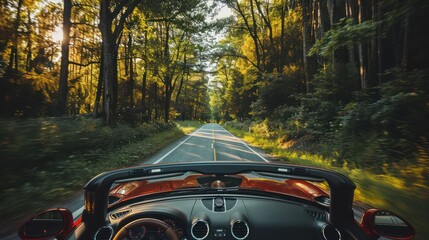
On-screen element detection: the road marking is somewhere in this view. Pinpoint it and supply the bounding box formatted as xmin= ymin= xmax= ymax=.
xmin=213 ymin=147 xmax=217 ymax=161
xmin=153 ymin=125 xmax=205 ymax=164
xmin=218 ymin=125 xmax=270 ymax=162
xmin=72 ymin=206 xmax=85 ymax=219
xmin=212 ymin=124 xmax=216 ymax=161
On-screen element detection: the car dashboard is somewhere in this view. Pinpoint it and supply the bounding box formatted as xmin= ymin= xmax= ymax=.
xmin=103 ymin=193 xmax=339 ymax=240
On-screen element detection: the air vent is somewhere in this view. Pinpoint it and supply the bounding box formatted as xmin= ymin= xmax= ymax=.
xmin=191 ymin=220 xmax=209 ymax=240
xmin=231 ymin=220 xmax=249 ymax=240
xmin=94 ymin=226 xmax=113 ymax=240
xmin=110 ymin=209 xmax=131 ymax=219
xmin=322 ymin=224 xmax=341 ymax=240
xmin=307 ymin=210 xmax=327 ymax=220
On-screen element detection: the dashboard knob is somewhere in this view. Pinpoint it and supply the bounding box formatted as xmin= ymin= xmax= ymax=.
xmin=214 ymin=197 xmax=224 ymax=208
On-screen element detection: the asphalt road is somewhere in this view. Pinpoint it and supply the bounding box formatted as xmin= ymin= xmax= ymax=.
xmin=144 ymin=123 xmax=270 ymax=163
xmin=2 ymin=124 xmax=271 ymax=239
xmin=2 ymin=123 xmax=367 ymax=239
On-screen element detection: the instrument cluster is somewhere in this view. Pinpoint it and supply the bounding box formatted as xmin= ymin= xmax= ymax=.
xmin=126 ymin=218 xmax=186 ymax=240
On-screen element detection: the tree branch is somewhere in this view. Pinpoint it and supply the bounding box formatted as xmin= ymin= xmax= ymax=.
xmin=218 ymin=53 xmax=261 ymax=72
xmin=111 ymin=1 xmax=126 ymax=18
xmin=71 ymin=22 xmax=98 ymax=29
xmin=113 ymin=0 xmax=143 ymax=40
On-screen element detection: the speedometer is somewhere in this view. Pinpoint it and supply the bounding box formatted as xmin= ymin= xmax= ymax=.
xmin=160 ymin=219 xmax=183 ymax=238
xmin=163 ymin=219 xmax=177 ymax=229
xmin=128 ymin=225 xmax=146 ymax=240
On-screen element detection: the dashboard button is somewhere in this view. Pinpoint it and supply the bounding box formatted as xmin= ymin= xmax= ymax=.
xmin=214 ymin=197 xmax=224 ymax=208
xmin=214 ymin=228 xmax=227 ymax=238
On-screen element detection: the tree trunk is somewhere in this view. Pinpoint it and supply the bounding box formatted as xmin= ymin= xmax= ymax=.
xmin=93 ymin=47 xmax=104 ymax=116
xmin=162 ymin=22 xmax=172 ymax=122
xmin=164 ymin=82 xmax=172 ymax=122
xmin=358 ymin=0 xmax=367 ymax=90
xmin=154 ymin=82 xmax=158 ymax=120
xmin=249 ymin=0 xmax=261 ymax=71
xmin=376 ymin=0 xmax=382 ymax=84
xmin=175 ymin=53 xmax=187 ymax=107
xmin=279 ymin=0 xmax=286 ymax=71
xmin=346 ymin=0 xmax=355 ymax=65
xmin=25 ymin=10 xmax=32 ymax=71
xmin=98 ymin=0 xmax=142 ymax=124
xmin=8 ymin=0 xmax=23 ymax=71
xmin=232 ymin=0 xmax=261 ymax=71
xmin=141 ymin=69 xmax=147 ymax=115
xmin=124 ymin=40 xmax=128 ymax=77
xmin=401 ymin=14 xmax=409 ymax=69
xmin=58 ymin=0 xmax=72 ymax=115
xmin=100 ymin=0 xmax=117 ymax=125
xmin=255 ymin=0 xmax=276 ymax=72
xmin=128 ymin=32 xmax=134 ymax=107
xmin=327 ymin=0 xmax=335 ymax=64
xmin=302 ymin=0 xmax=310 ymax=93
xmin=141 ymin=31 xmax=148 ymax=119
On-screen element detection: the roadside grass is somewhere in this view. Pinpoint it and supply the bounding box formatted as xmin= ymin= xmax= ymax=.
xmin=175 ymin=120 xmax=204 ymax=134
xmin=225 ymin=125 xmax=429 ymax=240
xmin=0 ymin=118 xmax=202 ymax=233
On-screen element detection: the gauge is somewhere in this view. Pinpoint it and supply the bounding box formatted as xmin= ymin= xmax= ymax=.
xmin=159 ymin=219 xmax=181 ymax=238
xmin=128 ymin=225 xmax=146 ymax=240
xmin=176 ymin=227 xmax=184 ymax=237
xmin=163 ymin=219 xmax=177 ymax=230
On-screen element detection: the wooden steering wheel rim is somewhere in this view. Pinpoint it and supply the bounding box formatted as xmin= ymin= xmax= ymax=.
xmin=113 ymin=218 xmax=179 ymax=240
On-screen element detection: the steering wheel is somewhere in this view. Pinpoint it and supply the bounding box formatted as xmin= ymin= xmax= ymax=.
xmin=113 ymin=218 xmax=179 ymax=240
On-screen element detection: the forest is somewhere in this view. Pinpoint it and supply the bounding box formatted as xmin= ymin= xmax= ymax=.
xmin=209 ymin=0 xmax=429 ymax=174
xmin=0 ymin=0 xmax=214 ymax=123
xmin=0 ymin=0 xmax=428 ymax=237
xmin=1 ymin=0 xmax=427 ymax=169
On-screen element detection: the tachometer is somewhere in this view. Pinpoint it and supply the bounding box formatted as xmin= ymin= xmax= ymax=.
xmin=128 ymin=225 xmax=146 ymax=240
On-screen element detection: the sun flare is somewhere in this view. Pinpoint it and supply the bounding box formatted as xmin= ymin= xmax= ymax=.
xmin=51 ymin=26 xmax=63 ymax=42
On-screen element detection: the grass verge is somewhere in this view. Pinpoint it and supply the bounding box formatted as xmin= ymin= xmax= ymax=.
xmin=225 ymin=125 xmax=428 ymax=240
xmin=0 ymin=119 xmax=202 ymax=234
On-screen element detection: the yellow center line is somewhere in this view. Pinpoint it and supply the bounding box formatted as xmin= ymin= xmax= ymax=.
xmin=212 ymin=124 xmax=216 ymax=161
xmin=213 ymin=147 xmax=217 ymax=161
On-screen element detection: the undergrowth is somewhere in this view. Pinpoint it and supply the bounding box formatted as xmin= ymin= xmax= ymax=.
xmin=0 ymin=118 xmax=202 ymax=233
xmin=225 ymin=124 xmax=429 ymax=240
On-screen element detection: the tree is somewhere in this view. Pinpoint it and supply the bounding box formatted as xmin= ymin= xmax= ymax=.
xmin=58 ymin=0 xmax=72 ymax=115
xmin=142 ymin=0 xmax=208 ymax=122
xmin=99 ymin=0 xmax=143 ymax=124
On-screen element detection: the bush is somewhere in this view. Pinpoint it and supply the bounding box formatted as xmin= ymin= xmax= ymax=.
xmin=0 ymin=117 xmax=176 ymax=174
xmin=339 ymin=69 xmax=429 ymax=170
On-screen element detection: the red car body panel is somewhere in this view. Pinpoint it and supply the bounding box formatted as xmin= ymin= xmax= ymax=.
xmin=360 ymin=209 xmax=415 ymax=240
xmin=19 ymin=208 xmax=76 ymax=240
xmin=108 ymin=174 xmax=329 ymax=206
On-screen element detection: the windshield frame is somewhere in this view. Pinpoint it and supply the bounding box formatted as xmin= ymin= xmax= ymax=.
xmin=83 ymin=161 xmax=355 ymax=231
